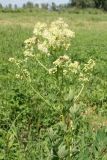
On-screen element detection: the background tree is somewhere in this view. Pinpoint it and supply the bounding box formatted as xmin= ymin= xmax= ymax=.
xmin=41 ymin=3 xmax=48 ymax=10
xmin=94 ymin=0 xmax=103 ymax=8
xmin=8 ymin=3 xmax=12 ymax=9
xmin=0 ymin=3 xmax=3 ymax=9
xmin=14 ymin=4 xmax=18 ymax=10
xmin=69 ymin=0 xmax=107 ymax=9
xmin=71 ymin=0 xmax=76 ymax=6
xmin=35 ymin=3 xmax=39 ymax=8
xmin=103 ymin=0 xmax=107 ymax=10
xmin=80 ymin=0 xmax=95 ymax=8
xmin=23 ymin=3 xmax=26 ymax=8
xmin=51 ymin=2 xmax=57 ymax=11
xmin=26 ymin=1 xmax=34 ymax=8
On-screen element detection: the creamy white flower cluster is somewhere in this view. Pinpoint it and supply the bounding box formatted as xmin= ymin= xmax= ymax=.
xmin=83 ymin=59 xmax=95 ymax=72
xmin=24 ymin=18 xmax=75 ymax=57
xmin=9 ymin=57 xmax=22 ymax=67
xmin=24 ymin=37 xmax=37 ymax=57
xmin=49 ymin=55 xmax=80 ymax=75
xmin=79 ymin=59 xmax=95 ymax=82
xmin=9 ymin=57 xmax=31 ymax=82
xmin=9 ymin=19 xmax=95 ymax=85
xmin=15 ymin=69 xmax=31 ymax=82
xmin=49 ymin=56 xmax=95 ymax=82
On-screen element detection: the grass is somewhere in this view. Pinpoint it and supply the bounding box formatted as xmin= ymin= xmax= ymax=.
xmin=0 ymin=9 xmax=107 ymax=159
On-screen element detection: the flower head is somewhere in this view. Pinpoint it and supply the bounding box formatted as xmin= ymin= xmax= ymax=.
xmin=53 ymin=55 xmax=70 ymax=67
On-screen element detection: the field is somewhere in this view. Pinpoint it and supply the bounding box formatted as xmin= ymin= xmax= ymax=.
xmin=0 ymin=9 xmax=107 ymax=159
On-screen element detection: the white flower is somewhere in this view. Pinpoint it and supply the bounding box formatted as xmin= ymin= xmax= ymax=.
xmin=83 ymin=59 xmax=95 ymax=72
xmin=8 ymin=57 xmax=16 ymax=62
xmin=49 ymin=68 xmax=57 ymax=74
xmin=38 ymin=41 xmax=49 ymax=55
xmin=16 ymin=74 xmax=20 ymax=79
xmin=33 ymin=22 xmax=47 ymax=36
xmin=69 ymin=61 xmax=80 ymax=74
xmin=24 ymin=37 xmax=36 ymax=45
xmin=24 ymin=50 xmax=34 ymax=57
xmin=79 ymin=73 xmax=89 ymax=82
xmin=32 ymin=18 xmax=75 ymax=54
xmin=53 ymin=55 xmax=70 ymax=67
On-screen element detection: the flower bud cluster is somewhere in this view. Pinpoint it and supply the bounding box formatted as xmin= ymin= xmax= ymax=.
xmin=79 ymin=59 xmax=95 ymax=82
xmin=49 ymin=55 xmax=95 ymax=83
xmin=24 ymin=18 xmax=75 ymax=57
xmin=9 ymin=19 xmax=95 ymax=86
xmin=83 ymin=59 xmax=95 ymax=72
xmin=9 ymin=57 xmax=31 ymax=82
xmin=24 ymin=37 xmax=37 ymax=57
xmin=9 ymin=58 xmax=22 ymax=67
xmin=49 ymin=55 xmax=80 ymax=75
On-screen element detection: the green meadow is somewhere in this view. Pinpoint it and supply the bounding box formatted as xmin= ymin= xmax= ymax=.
xmin=0 ymin=9 xmax=107 ymax=159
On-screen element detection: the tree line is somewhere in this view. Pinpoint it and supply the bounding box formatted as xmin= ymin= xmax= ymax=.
xmin=0 ymin=0 xmax=107 ymax=11
xmin=0 ymin=2 xmax=59 ymax=11
xmin=70 ymin=0 xmax=107 ymax=10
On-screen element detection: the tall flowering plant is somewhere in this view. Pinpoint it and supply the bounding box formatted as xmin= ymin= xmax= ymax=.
xmin=9 ymin=18 xmax=95 ymax=159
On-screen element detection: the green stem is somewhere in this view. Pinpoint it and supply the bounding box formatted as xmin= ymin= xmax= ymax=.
xmin=61 ymin=68 xmax=64 ymax=91
xmin=74 ymin=84 xmax=84 ymax=102
xmin=21 ymin=69 xmax=51 ymax=107
xmin=56 ymin=66 xmax=59 ymax=86
xmin=9 ymin=109 xmax=28 ymax=132
xmin=29 ymin=83 xmax=51 ymax=107
xmin=35 ymin=58 xmax=49 ymax=72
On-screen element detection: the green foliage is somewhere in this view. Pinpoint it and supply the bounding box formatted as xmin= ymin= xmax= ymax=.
xmin=104 ymin=0 xmax=107 ymax=10
xmin=70 ymin=0 xmax=107 ymax=10
xmin=74 ymin=0 xmax=95 ymax=8
xmin=0 ymin=10 xmax=107 ymax=159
